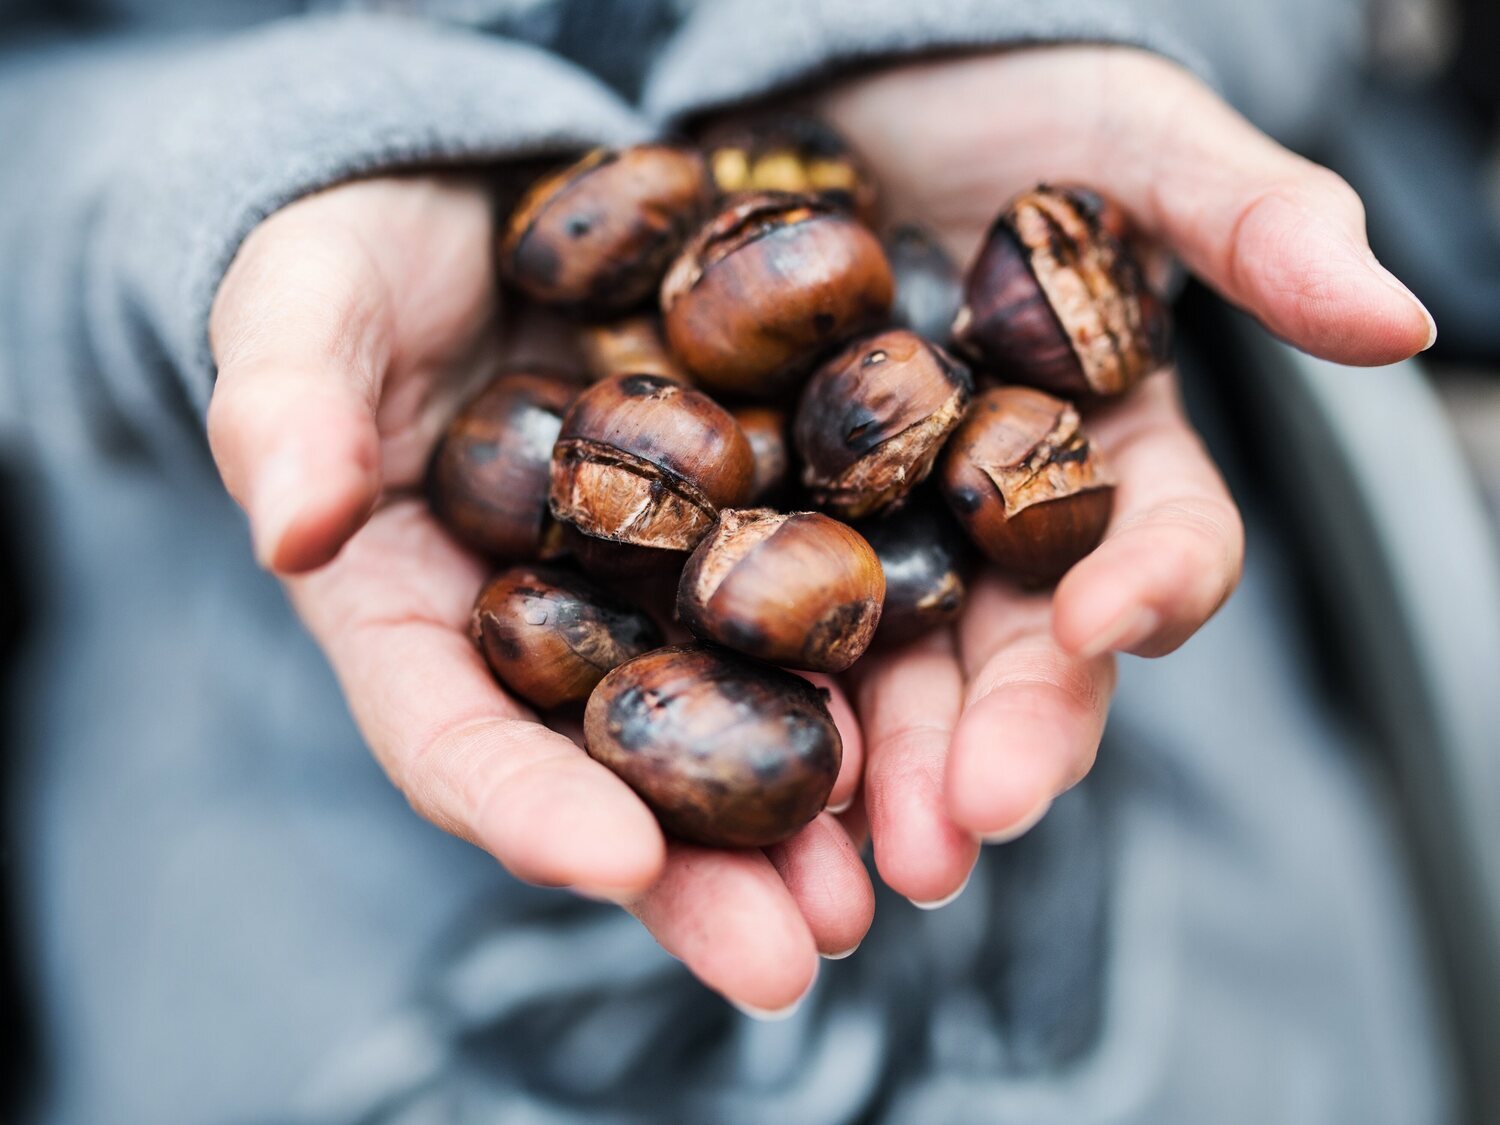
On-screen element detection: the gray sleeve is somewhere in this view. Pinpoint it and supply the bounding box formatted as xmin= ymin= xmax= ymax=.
xmin=643 ymin=0 xmax=1212 ymax=125
xmin=0 ymin=13 xmax=646 ymax=450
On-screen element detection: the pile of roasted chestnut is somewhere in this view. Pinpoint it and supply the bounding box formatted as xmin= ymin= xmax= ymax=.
xmin=427 ymin=118 xmax=1170 ymax=849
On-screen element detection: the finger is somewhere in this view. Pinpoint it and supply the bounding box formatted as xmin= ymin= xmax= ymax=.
xmin=629 ymin=844 xmax=820 ymax=1017
xmin=286 ymin=500 xmax=666 ymax=897
xmin=208 ymin=214 xmax=389 ymax=574
xmin=853 ymin=631 xmax=977 ymax=907
xmin=1053 ymin=371 xmax=1245 ymax=658
xmin=799 ymin=672 xmax=864 ymax=814
xmin=764 ymin=812 xmax=875 ymax=959
xmin=950 ymin=576 xmax=1116 ymax=841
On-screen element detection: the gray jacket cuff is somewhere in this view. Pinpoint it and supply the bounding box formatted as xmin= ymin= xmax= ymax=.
xmin=644 ymin=0 xmax=1211 ymax=124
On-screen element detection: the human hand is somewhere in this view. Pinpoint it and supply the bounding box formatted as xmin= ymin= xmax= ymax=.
xmin=208 ymin=175 xmax=873 ymax=1014
xmin=814 ymin=46 xmax=1434 ymax=905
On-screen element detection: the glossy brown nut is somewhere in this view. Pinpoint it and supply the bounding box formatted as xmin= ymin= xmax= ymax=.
xmin=500 ymin=145 xmax=714 ymax=315
xmin=700 ymin=113 xmax=879 ymax=224
xmin=426 ymin=371 xmax=578 ymax=559
xmin=952 ymin=185 xmax=1171 ymax=398
xmin=661 ymin=192 xmax=894 ymax=399
xmin=584 ymin=643 xmax=842 ymax=847
xmin=471 ymin=564 xmax=662 ymax=710
xmin=576 ymin=314 xmax=690 ymax=385
xmin=677 ymin=509 xmax=884 ymax=672
xmin=549 ymin=373 xmax=754 ymax=551
xmin=731 ymin=406 xmax=791 ymax=504
xmin=560 ymin=524 xmax=686 ymax=582
xmin=885 ymin=224 xmax=964 ymax=345
xmin=855 ymin=501 xmax=972 ymax=644
xmin=940 ymin=387 xmax=1114 ymax=583
xmin=795 ymin=329 xmax=972 ymax=519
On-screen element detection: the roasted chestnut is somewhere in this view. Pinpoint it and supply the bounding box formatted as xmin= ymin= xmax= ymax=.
xmin=577 ymin=314 xmax=689 ymax=385
xmin=661 ymin=192 xmax=893 ymax=399
xmin=885 ymin=224 xmax=964 ymax=344
xmin=794 ymin=329 xmax=972 ymax=519
xmin=700 ymin=113 xmax=878 ymax=224
xmin=471 ymin=564 xmax=662 ymax=710
xmin=426 ymin=371 xmax=578 ymax=559
xmin=549 ymin=373 xmax=754 ymax=552
xmin=855 ymin=502 xmax=972 ymax=644
xmin=939 ymin=387 xmax=1114 ymax=583
xmin=952 ymin=185 xmax=1170 ymax=398
xmin=584 ymin=643 xmax=842 ymax=847
xmin=500 ymin=145 xmax=714 ymax=316
xmin=676 ymin=509 xmax=884 ymax=672
xmin=731 ymin=406 xmax=791 ymax=504
xmin=560 ymin=524 xmax=686 ymax=582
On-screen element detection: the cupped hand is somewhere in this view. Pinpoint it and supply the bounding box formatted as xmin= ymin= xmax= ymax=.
xmin=818 ymin=46 xmax=1434 ymax=906
xmin=208 ymin=175 xmax=873 ymax=1014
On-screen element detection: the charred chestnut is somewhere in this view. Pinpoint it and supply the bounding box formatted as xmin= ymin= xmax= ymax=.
xmin=952 ymin=185 xmax=1170 ymax=398
xmin=940 ymin=387 xmax=1114 ymax=583
xmin=471 ymin=564 xmax=662 ymax=710
xmin=795 ymin=329 xmax=972 ymax=519
xmin=732 ymin=406 xmax=792 ymax=504
xmin=577 ymin=314 xmax=689 ymax=385
xmin=584 ymin=643 xmax=842 ymax=847
xmin=885 ymin=224 xmax=964 ymax=344
xmin=549 ymin=373 xmax=754 ymax=552
xmin=856 ymin=502 xmax=972 ymax=644
xmin=676 ymin=509 xmax=884 ymax=672
xmin=700 ymin=113 xmax=878 ymax=224
xmin=661 ymin=192 xmax=893 ymax=399
xmin=427 ymin=371 xmax=578 ymax=559
xmin=500 ymin=145 xmax=714 ymax=316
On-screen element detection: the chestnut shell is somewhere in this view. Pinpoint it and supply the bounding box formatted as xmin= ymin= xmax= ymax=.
xmin=885 ymin=224 xmax=964 ymax=345
xmin=794 ymin=329 xmax=972 ymax=519
xmin=700 ymin=113 xmax=879 ymax=224
xmin=676 ymin=509 xmax=884 ymax=672
xmin=855 ymin=502 xmax=972 ymax=644
xmin=731 ymin=406 xmax=792 ymax=504
xmin=584 ymin=643 xmax=842 ymax=847
xmin=577 ymin=314 xmax=690 ymax=385
xmin=952 ymin=185 xmax=1170 ymax=398
xmin=660 ymin=192 xmax=893 ymax=399
xmin=549 ymin=373 xmax=755 ymax=552
xmin=471 ymin=564 xmax=662 ymax=710
xmin=426 ymin=371 xmax=578 ymax=559
xmin=939 ymin=386 xmax=1114 ymax=583
xmin=500 ymin=145 xmax=713 ymax=316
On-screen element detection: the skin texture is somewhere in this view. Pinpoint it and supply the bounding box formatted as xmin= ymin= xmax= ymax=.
xmin=207 ymin=47 xmax=1435 ymax=1007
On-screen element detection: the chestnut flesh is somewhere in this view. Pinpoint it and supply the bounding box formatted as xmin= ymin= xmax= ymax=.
xmin=855 ymin=502 xmax=972 ymax=644
xmin=427 ymin=371 xmax=578 ymax=559
xmin=501 ymin=145 xmax=713 ymax=316
xmin=577 ymin=314 xmax=690 ymax=385
xmin=940 ymin=386 xmax=1114 ymax=583
xmin=885 ymin=224 xmax=964 ymax=345
xmin=952 ymin=185 xmax=1170 ymax=398
xmin=677 ymin=509 xmax=884 ymax=672
xmin=795 ymin=328 xmax=972 ymax=519
xmin=661 ymin=191 xmax=893 ymax=399
xmin=585 ymin=643 xmax=842 ymax=847
xmin=700 ymin=113 xmax=878 ymax=224
xmin=549 ymin=373 xmax=754 ymax=552
xmin=732 ymin=406 xmax=792 ymax=504
xmin=471 ymin=564 xmax=662 ymax=710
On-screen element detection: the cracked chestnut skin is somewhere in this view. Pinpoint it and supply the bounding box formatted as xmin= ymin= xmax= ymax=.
xmin=584 ymin=643 xmax=842 ymax=847
xmin=676 ymin=509 xmax=884 ymax=672
xmin=885 ymin=223 xmax=964 ymax=345
xmin=952 ymin=185 xmax=1170 ymax=399
xmin=471 ymin=564 xmax=662 ymax=710
xmin=855 ymin=501 xmax=973 ymax=644
xmin=794 ymin=329 xmax=972 ymax=519
xmin=731 ymin=406 xmax=792 ymax=504
xmin=700 ymin=112 xmax=879 ymax=224
xmin=660 ymin=192 xmax=893 ymax=399
xmin=549 ymin=373 xmax=754 ymax=553
xmin=427 ymin=371 xmax=578 ymax=559
xmin=500 ymin=145 xmax=714 ymax=316
xmin=939 ymin=386 xmax=1114 ymax=583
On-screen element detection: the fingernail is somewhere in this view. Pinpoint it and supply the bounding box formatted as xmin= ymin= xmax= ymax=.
xmin=1079 ymin=606 xmax=1160 ymax=659
xmin=1367 ymin=257 xmax=1437 ymax=351
xmin=821 ymin=943 xmax=860 ymax=961
xmin=250 ymin=450 xmax=305 ymax=568
xmin=909 ymin=868 xmax=972 ymax=911
xmin=826 ymin=795 xmax=855 ymax=815
xmin=730 ymin=967 xmax=817 ymax=1021
xmin=977 ymin=797 xmax=1052 ymax=845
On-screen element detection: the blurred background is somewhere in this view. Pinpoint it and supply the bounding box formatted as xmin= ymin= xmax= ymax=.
xmin=1 ymin=0 xmax=1499 ymax=1121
